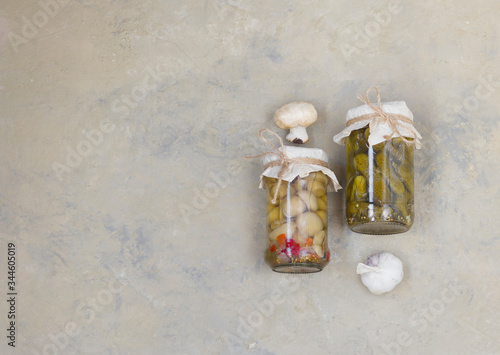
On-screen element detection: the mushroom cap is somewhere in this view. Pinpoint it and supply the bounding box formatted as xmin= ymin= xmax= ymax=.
xmin=274 ymin=101 xmax=318 ymax=129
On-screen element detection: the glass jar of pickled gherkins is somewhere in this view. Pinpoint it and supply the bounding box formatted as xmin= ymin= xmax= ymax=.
xmin=259 ymin=146 xmax=341 ymax=273
xmin=334 ymin=89 xmax=422 ymax=235
xmin=345 ymin=130 xmax=415 ymax=234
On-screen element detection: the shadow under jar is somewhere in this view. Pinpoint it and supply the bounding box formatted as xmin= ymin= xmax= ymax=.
xmin=264 ymin=172 xmax=330 ymax=273
xmin=345 ymin=127 xmax=414 ymax=234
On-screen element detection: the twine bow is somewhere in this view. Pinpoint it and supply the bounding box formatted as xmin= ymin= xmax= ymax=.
xmin=351 ymin=87 xmax=417 ymax=144
xmin=245 ymin=129 xmax=328 ymax=204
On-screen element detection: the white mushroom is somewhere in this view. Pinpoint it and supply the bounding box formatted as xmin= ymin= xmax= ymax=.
xmin=274 ymin=101 xmax=318 ymax=144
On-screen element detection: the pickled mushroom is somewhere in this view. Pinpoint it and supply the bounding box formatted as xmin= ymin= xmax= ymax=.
xmin=308 ymin=172 xmax=329 ymax=184
xmin=317 ymin=196 xmax=327 ymax=211
xmin=306 ymin=180 xmax=326 ymax=197
xmin=271 ymin=183 xmax=290 ymax=200
xmin=298 ymin=190 xmax=318 ymax=211
xmin=295 ymin=212 xmax=324 ymax=237
xmin=313 ymin=230 xmax=325 ymax=245
xmin=316 ymin=210 xmax=327 ymax=227
xmin=266 ymin=206 xmax=281 ymax=225
xmin=282 ymin=196 xmax=306 ymax=217
xmin=313 ymin=244 xmax=325 ymax=257
xmin=269 ymin=223 xmax=296 ymax=241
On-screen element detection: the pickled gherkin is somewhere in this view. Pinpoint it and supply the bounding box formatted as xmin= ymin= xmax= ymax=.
xmin=372 ymin=168 xmax=391 ymax=204
xmin=394 ymin=161 xmax=414 ymax=195
xmin=351 ymin=175 xmax=367 ymax=201
xmin=345 ymin=128 xmax=414 ymax=234
xmin=354 ymin=154 xmax=369 ymax=178
xmin=352 ymin=129 xmax=369 ymax=154
xmin=375 ymin=152 xmax=405 ymax=195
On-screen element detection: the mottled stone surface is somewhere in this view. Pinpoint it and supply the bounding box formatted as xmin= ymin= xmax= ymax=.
xmin=0 ymin=1 xmax=499 ymax=354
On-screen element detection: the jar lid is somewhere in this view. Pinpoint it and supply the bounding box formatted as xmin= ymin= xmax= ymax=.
xmin=259 ymin=146 xmax=341 ymax=192
xmin=345 ymin=101 xmax=413 ymax=123
xmin=262 ymin=146 xmax=328 ymax=166
xmin=334 ymin=100 xmax=421 ymax=149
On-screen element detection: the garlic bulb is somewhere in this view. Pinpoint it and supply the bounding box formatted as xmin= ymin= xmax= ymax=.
xmin=356 ymin=252 xmax=404 ymax=295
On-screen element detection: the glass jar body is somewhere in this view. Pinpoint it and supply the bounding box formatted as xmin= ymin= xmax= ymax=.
xmin=263 ymin=172 xmax=330 ymax=273
xmin=345 ymin=127 xmax=414 ymax=234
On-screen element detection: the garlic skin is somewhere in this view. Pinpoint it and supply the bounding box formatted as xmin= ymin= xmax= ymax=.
xmin=356 ymin=252 xmax=404 ymax=295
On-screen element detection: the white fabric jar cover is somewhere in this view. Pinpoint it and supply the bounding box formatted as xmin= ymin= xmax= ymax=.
xmin=333 ymin=99 xmax=422 ymax=149
xmin=259 ymin=146 xmax=341 ymax=192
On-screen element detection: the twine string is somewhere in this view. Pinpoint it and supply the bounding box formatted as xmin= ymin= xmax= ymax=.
xmin=245 ymin=129 xmax=328 ymax=203
xmin=355 ymin=87 xmax=416 ymax=144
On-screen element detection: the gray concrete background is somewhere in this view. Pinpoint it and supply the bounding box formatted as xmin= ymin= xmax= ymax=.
xmin=0 ymin=0 xmax=499 ymax=354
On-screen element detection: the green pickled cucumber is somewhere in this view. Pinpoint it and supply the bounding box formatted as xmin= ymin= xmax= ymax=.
xmin=386 ymin=175 xmax=406 ymax=195
xmin=356 ymin=141 xmax=404 ymax=200
xmin=346 ymin=180 xmax=353 ymax=205
xmin=372 ymin=141 xmax=386 ymax=153
xmin=354 ymin=154 xmax=369 ymax=178
xmin=347 ymin=202 xmax=369 ymax=220
xmin=364 ymin=127 xmax=370 ymax=142
xmin=346 ymin=134 xmax=354 ymax=156
xmin=375 ymin=151 xmax=389 ymax=173
xmin=386 ymin=142 xmax=405 ymax=165
xmin=393 ymin=193 xmax=412 ymax=221
xmin=392 ymin=136 xmax=414 ymax=148
xmin=392 ymin=137 xmax=403 ymax=147
xmin=394 ymin=193 xmax=408 ymax=204
xmin=347 ymin=202 xmax=357 ymax=217
xmin=404 ymin=145 xmax=414 ymax=166
xmin=346 ymin=162 xmax=356 ymax=184
xmin=395 ymin=203 xmax=410 ymax=222
xmin=375 ymin=151 xmax=405 ymax=195
xmin=351 ymin=175 xmax=367 ymax=201
xmin=394 ymin=164 xmax=414 ymax=194
xmin=349 ymin=129 xmax=368 ymax=154
xmin=372 ymin=170 xmax=391 ymax=203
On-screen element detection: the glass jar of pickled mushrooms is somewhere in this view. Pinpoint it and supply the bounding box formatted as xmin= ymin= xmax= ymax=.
xmin=334 ymin=92 xmax=422 ymax=235
xmin=260 ymin=146 xmax=341 ymax=273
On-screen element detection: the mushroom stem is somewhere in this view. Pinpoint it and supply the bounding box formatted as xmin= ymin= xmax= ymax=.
xmin=286 ymin=126 xmax=309 ymax=144
xmin=356 ymin=263 xmax=380 ymax=274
